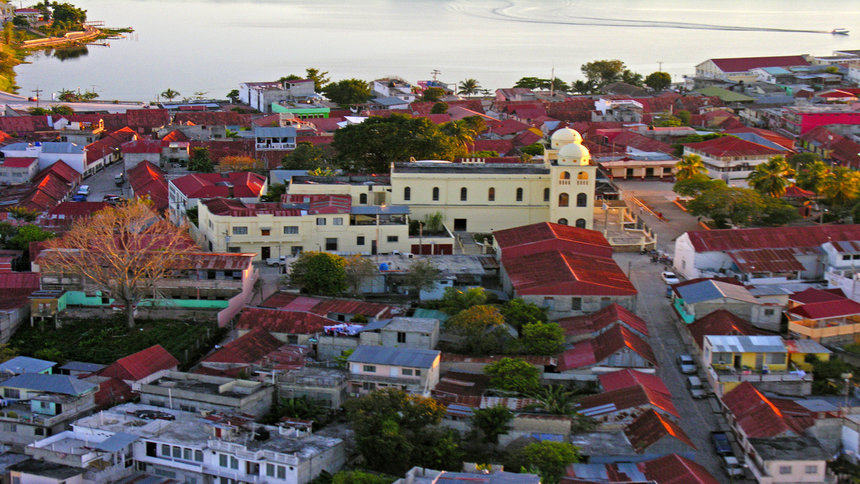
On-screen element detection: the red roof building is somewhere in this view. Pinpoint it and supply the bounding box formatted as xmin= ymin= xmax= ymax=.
xmin=577 ymin=382 xmax=679 ymax=425
xmin=598 ymin=369 xmax=670 ymax=396
xmin=98 ymin=344 xmax=179 ymax=383
xmin=557 ymin=324 xmax=656 ymax=372
xmin=722 ymin=382 xmax=813 ymax=439
xmin=127 ymin=161 xmax=168 ymax=211
xmin=199 ymin=327 xmax=307 ymax=374
xmin=638 ymin=454 xmax=720 ymax=484
xmin=494 ymin=222 xmax=614 ymax=259
xmin=557 ymin=303 xmax=648 ymax=342
xmin=235 ymin=307 xmax=334 ymax=337
xmin=687 ymin=309 xmax=764 ymax=350
xmin=684 ymin=135 xmax=786 ymax=158
xmin=623 ymin=409 xmax=696 ymax=454
xmin=169 ymin=172 xmax=266 ymax=200
xmin=698 ymin=55 xmax=809 ymax=78
xmin=260 ymin=293 xmax=398 ymax=320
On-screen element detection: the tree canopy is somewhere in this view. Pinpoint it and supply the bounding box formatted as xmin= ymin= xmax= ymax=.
xmin=471 ymin=406 xmax=513 ymax=445
xmin=403 ymin=258 xmax=442 ymax=294
xmin=747 ymin=155 xmax=796 ymax=198
xmin=281 ymin=142 xmax=333 ymax=171
xmin=484 ymin=357 xmax=541 ymax=394
xmin=289 ymin=252 xmax=347 ymax=295
xmin=188 ymin=147 xmax=214 ymax=172
xmin=511 ymin=441 xmax=581 ymax=484
xmin=323 ymin=78 xmax=371 ymax=107
xmin=440 ymin=286 xmax=488 ymax=314
xmin=644 ymin=71 xmax=672 ymax=91
xmin=580 ymin=59 xmax=639 ymax=88
xmin=519 ymin=321 xmax=565 ymax=355
xmin=500 ymin=298 xmax=547 ymax=331
xmin=447 ymin=305 xmax=508 ymax=354
xmin=674 ymin=154 xmax=706 ymax=181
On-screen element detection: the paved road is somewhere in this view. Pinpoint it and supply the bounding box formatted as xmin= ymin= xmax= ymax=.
xmin=79 ymin=160 xmax=126 ymax=202
xmin=617 ymin=251 xmax=752 ymax=484
xmin=614 ymin=179 xmax=703 ymax=254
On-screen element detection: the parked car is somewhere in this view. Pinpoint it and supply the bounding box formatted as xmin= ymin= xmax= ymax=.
xmin=687 ymin=376 xmax=707 ymax=399
xmin=677 ymin=354 xmax=697 ymax=374
xmin=711 ymin=431 xmax=733 ymax=456
xmin=102 ymin=194 xmax=123 ymax=204
xmin=723 ymin=456 xmax=744 ymax=477
xmin=266 ymin=256 xmax=288 ymax=266
xmin=77 ymin=185 xmax=90 ymax=196
xmin=661 ymin=271 xmax=680 ymax=284
xmin=71 ymin=194 xmax=87 ymax=202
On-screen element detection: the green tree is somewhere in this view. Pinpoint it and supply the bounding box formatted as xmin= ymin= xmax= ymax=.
xmin=331 ymin=471 xmax=393 ymax=484
xmin=500 ymin=298 xmax=547 ymax=331
xmin=747 ymin=155 xmax=796 ymax=198
xmin=676 ymin=110 xmax=691 ymax=126
xmin=758 ymin=196 xmax=801 ymax=226
xmin=515 ymin=441 xmax=581 ymax=484
xmin=227 ymin=89 xmax=240 ymax=103
xmin=6 ymin=206 xmax=39 ymax=222
xmin=447 ymin=305 xmax=507 ymax=354
xmin=332 ymin=114 xmax=457 ymax=173
xmin=11 ymin=16 xmax=28 ymax=27
xmin=513 ymin=77 xmax=545 ymax=89
xmin=188 ymin=147 xmax=214 ymax=172
xmin=458 ymin=78 xmax=481 ymax=96
xmin=519 ymin=321 xmax=564 ymax=355
xmin=345 ymin=388 xmax=448 ymax=475
xmin=441 ymin=119 xmax=478 ymax=156
xmin=282 ymin=142 xmax=330 ymax=170
xmin=431 ymin=102 xmax=448 ymax=114
xmin=9 ymin=224 xmax=53 ymax=251
xmin=673 ymin=173 xmax=722 ymax=197
xmin=411 ymin=427 xmax=464 ymax=471
xmin=421 ymin=86 xmax=446 ymax=102
xmin=305 ymin=67 xmax=331 ymax=92
xmin=530 ymin=385 xmax=577 ymax=415
xmin=521 ymin=142 xmax=545 ymax=157
xmin=323 ymin=79 xmax=371 ymax=107
xmin=484 ymin=357 xmax=540 ymax=394
xmin=160 ymin=88 xmax=180 ymax=101
xmin=620 ymin=70 xmax=644 ymax=87
xmin=674 ymin=154 xmax=706 ymax=181
xmin=821 ymin=166 xmax=860 ymax=208
xmin=275 ymin=396 xmax=325 ymax=421
xmin=440 ymin=286 xmax=487 ymax=314
xmin=644 ymin=71 xmax=672 ymax=91
xmin=581 ymin=59 xmax=626 ymax=87
xmin=571 ymin=79 xmax=597 ymax=94
xmin=687 ymin=186 xmax=765 ymax=228
xmin=51 ymin=105 xmax=73 ymax=115
xmin=787 ymin=152 xmax=821 ymax=169
xmin=796 ymin=160 xmax=831 ymax=193
xmin=471 ymin=406 xmax=513 ymax=445
xmin=289 ymin=252 xmax=347 ymax=296
xmin=344 ymin=255 xmax=376 ymax=296
xmin=261 ymin=183 xmax=286 ymax=202
xmin=0 ymin=344 xmax=18 ymax=363
xmin=50 ymin=2 xmax=86 ymax=26
xmin=403 ymin=258 xmax=442 ymax=294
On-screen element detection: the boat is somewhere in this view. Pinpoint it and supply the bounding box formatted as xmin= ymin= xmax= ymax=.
xmin=832 ymin=28 xmax=849 ymax=35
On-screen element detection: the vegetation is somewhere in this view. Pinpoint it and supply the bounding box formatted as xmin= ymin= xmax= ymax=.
xmin=218 ymin=155 xmax=259 ymax=172
xmin=421 ymin=86 xmax=446 ymax=102
xmin=506 ymin=441 xmax=581 ymax=484
xmin=289 ymin=252 xmax=348 ymax=296
xmin=282 ymin=142 xmax=333 ymax=170
xmin=470 ymin=406 xmax=513 ymax=445
xmin=323 ymin=78 xmax=372 ymax=107
xmin=674 ymin=154 xmax=707 ymax=182
xmin=329 ymin=471 xmax=394 ymax=484
xmin=518 ymin=321 xmax=565 ymax=355
xmin=446 ymin=305 xmax=508 ymax=354
xmin=188 ymin=147 xmax=214 ymax=172
xmin=458 ymin=78 xmax=481 ymax=96
xmin=580 ymin=59 xmax=642 ymax=88
xmin=439 ymin=286 xmax=489 ymax=314
xmin=513 ymin=77 xmax=569 ymax=92
xmin=747 ymin=155 xmax=796 ymax=198
xmin=500 ymin=298 xmax=547 ymax=331
xmin=260 ymin=183 xmax=286 ymax=202
xmin=402 ymin=259 xmax=442 ymax=294
xmin=261 ymin=396 xmax=327 ymax=427
xmin=484 ymin=357 xmax=541 ymax=394
xmin=806 ymin=355 xmax=857 ymax=395
xmin=160 ymin=88 xmax=180 ymax=101
xmin=344 ymin=255 xmax=377 ymax=296
xmin=644 ymin=71 xmax=671 ymax=91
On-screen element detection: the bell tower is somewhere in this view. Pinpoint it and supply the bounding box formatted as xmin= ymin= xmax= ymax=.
xmin=546 ymin=129 xmax=596 ymax=229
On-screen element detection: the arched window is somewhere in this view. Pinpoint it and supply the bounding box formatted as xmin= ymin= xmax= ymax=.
xmin=558 ymin=193 xmax=569 ymax=207
xmin=404 ymin=186 xmax=411 ymax=201
xmin=359 ymin=193 xmax=367 ymax=204
xmin=460 ymin=187 xmax=468 ymax=201
xmin=557 ymin=218 xmax=568 ymax=225
xmin=576 ymin=193 xmax=588 ymax=207
xmin=516 ymin=188 xmax=523 ymax=202
xmin=560 ymin=171 xmax=570 ymax=180
xmin=488 ymin=187 xmax=495 ymax=202
xmin=575 ymin=218 xmax=587 ymax=228
xmin=577 ymin=171 xmax=588 ymax=180
xmin=432 ymin=187 xmax=439 ymax=201
xmin=543 ymin=188 xmax=550 ymax=202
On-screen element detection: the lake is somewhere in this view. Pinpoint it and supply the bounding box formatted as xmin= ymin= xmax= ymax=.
xmin=15 ymin=0 xmax=860 ymax=101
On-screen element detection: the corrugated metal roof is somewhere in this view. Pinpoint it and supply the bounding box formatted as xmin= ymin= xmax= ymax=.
xmin=0 ymin=356 xmax=55 ymax=375
xmin=727 ymin=248 xmax=806 ymax=273
xmin=348 ymin=345 xmax=439 ymax=368
xmin=704 ymin=335 xmax=785 ymax=353
xmin=94 ymin=432 xmax=139 ymax=452
xmin=676 ymin=280 xmax=758 ymax=304
xmin=0 ymin=373 xmax=97 ymax=395
xmin=687 ymin=225 xmax=860 ymax=253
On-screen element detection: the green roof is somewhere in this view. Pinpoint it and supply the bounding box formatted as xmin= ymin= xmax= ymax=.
xmin=695 ymin=87 xmax=755 ymax=103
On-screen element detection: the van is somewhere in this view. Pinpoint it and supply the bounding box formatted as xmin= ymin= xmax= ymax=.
xmin=687 ymin=376 xmax=706 ymax=399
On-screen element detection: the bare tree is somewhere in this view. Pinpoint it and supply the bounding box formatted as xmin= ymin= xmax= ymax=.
xmin=344 ymin=255 xmax=377 ymax=296
xmin=39 ymin=199 xmax=195 ymax=328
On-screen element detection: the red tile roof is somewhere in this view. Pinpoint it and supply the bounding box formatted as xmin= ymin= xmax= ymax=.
xmin=783 ymin=185 xmax=815 ymax=198
xmin=87 ymin=375 xmax=134 ymax=408
xmin=557 ymin=303 xmax=648 ymax=338
xmin=1 ymin=157 xmax=37 ymax=168
xmin=558 ymin=325 xmax=656 ymax=370
xmin=722 ymin=382 xmax=812 ymax=438
xmin=0 ymin=115 xmax=50 ymax=136
xmin=787 ymin=298 xmax=860 ymax=320
xmin=727 ymin=247 xmax=807 ymax=273
xmin=235 ymin=307 xmax=333 ymax=334
xmin=577 ymin=383 xmax=679 ymax=418
xmin=35 ymin=160 xmax=80 ymax=185
xmin=127 ymin=161 xmax=168 ymax=211
xmin=494 ymin=222 xmax=613 ymax=259
xmin=0 ymin=272 xmax=39 ymax=290
xmin=491 ymin=118 xmax=531 ymax=136
xmin=121 ymin=139 xmax=163 ymax=154
xmin=789 ymin=287 xmax=846 ymax=305
xmin=85 ymin=127 xmax=138 ymax=164
xmin=260 ymin=292 xmax=398 ymax=319
xmin=98 ymin=344 xmax=179 ymax=382
xmin=724 ymin=127 xmax=795 ymax=151
xmin=173 ymin=112 xmax=252 ymax=128
xmin=503 ymin=249 xmax=637 ymax=297
xmin=685 ymin=224 xmax=860 ymax=252
xmin=124 ymin=109 xmax=170 ymax=131
xmin=471 ymin=139 xmax=514 ymax=155
xmin=203 ymin=327 xmax=283 ymax=364
xmin=684 ymin=135 xmax=785 ymax=158
xmin=624 ymin=409 xmax=695 ymax=453
xmin=161 ymin=130 xmax=190 ymax=142
xmin=708 ymin=55 xmax=809 ymax=73
xmin=605 ymin=130 xmax=673 ymax=154
xmin=639 ymin=454 xmax=720 ymax=484
xmin=46 ymin=201 xmax=109 ymax=219
xmin=598 ymin=369 xmax=670 ymax=396
xmin=687 ymin=309 xmax=763 ymax=349
xmin=170 ymin=172 xmax=266 ymax=199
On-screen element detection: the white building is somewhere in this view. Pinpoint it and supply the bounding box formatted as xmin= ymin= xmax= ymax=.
xmin=2 ymin=142 xmax=87 ymax=175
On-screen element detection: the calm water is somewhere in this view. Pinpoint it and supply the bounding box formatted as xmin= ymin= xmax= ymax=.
xmin=15 ymin=0 xmax=860 ymax=101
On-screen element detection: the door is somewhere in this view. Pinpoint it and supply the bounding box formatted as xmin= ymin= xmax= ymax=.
xmin=733 ymin=355 xmax=742 ymax=369
xmin=291 ymin=246 xmax=303 ymax=256
xmin=454 ymin=218 xmax=467 ymax=231
xmin=645 ymin=167 xmax=654 ymax=177
xmin=261 ymin=246 xmax=271 ymax=260
xmin=371 ymin=240 xmax=377 ymax=255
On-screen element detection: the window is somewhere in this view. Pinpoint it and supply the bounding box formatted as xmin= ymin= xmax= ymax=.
xmin=779 ymin=466 xmax=792 ymax=475
xmin=577 ymin=171 xmax=588 ymax=180
xmin=575 ymin=218 xmax=587 ymax=228
xmin=333 ymin=217 xmax=343 ymax=226
xmin=172 ymin=446 xmax=181 ymax=458
xmin=208 ymin=220 xmax=213 ymax=229
xmin=766 ymin=353 xmax=786 ymax=365
xmin=162 ymin=444 xmax=170 ymax=456
xmin=357 ymin=236 xmax=365 ymax=245
xmin=402 ymin=368 xmax=413 ymax=376
xmin=230 ymin=456 xmax=239 ymax=470
xmin=261 ymin=228 xmax=270 ymax=236
xmin=805 ymin=465 xmax=818 ymax=474
xmin=843 ymin=254 xmax=851 ymax=261
xmin=278 ymin=466 xmax=286 ymax=479
xmin=415 ymin=369 xmax=421 ymax=376
xmin=316 ymin=218 xmax=326 ymax=226
xmin=287 ymin=335 xmax=298 ymax=344
xmin=397 ymin=331 xmax=406 ymax=343
xmin=560 ymin=171 xmax=570 ymax=180
xmin=432 ymin=187 xmax=439 ymax=201
xmin=183 ymin=448 xmax=192 ymax=461
xmin=232 ymin=226 xmax=248 ymax=235
xmin=516 ymin=187 xmax=523 ymax=201
xmin=404 ymin=187 xmax=411 ymax=201
xmin=219 ymin=454 xmax=228 ymax=467
xmin=194 ymin=450 xmax=203 ymax=462
xmin=557 ymin=218 xmax=568 ymax=225
xmin=3 ymin=389 xmax=18 ymax=399
xmin=267 ymin=464 xmax=276 ymax=477
xmin=284 ymin=226 xmax=298 ymax=234
xmin=544 ymin=188 xmax=550 ymax=202
xmin=387 ymin=235 xmax=398 ymax=242
xmin=764 ymin=308 xmax=775 ymax=316
xmin=325 ymin=238 xmax=338 ymax=251
xmin=576 ymin=193 xmax=588 ymax=207
xmin=571 ymin=297 xmax=582 ymax=311
xmin=359 ymin=193 xmax=368 ymax=204
xmin=488 ymin=187 xmax=495 ymax=201
xmin=363 ymin=365 xmax=376 ymax=373
xmin=460 ymin=187 xmax=468 ymax=201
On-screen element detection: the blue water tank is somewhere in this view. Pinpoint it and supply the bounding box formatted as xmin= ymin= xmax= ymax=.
xmin=34 ymin=141 xmax=41 ymax=147
xmin=379 ymin=263 xmax=389 ymax=271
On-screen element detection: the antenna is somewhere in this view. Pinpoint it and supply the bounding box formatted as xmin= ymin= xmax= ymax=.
xmin=550 ymin=64 xmax=556 ymax=97
xmin=431 ymin=69 xmax=441 ymax=82
xmin=32 ymin=86 xmax=42 ymax=108
xmin=658 ymin=61 xmax=664 ymax=72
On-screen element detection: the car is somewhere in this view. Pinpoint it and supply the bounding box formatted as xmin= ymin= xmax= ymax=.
xmin=661 ymin=271 xmax=680 ymax=284
xmin=71 ymin=194 xmax=87 ymax=202
xmin=266 ymin=256 xmax=288 ymax=266
xmin=711 ymin=431 xmax=733 ymax=456
xmin=102 ymin=194 xmax=123 ymax=205
xmin=677 ymin=354 xmax=697 ymax=374
xmin=687 ymin=376 xmax=707 ymax=399
xmin=723 ymin=456 xmax=744 ymax=477
xmin=76 ymin=185 xmax=90 ymax=196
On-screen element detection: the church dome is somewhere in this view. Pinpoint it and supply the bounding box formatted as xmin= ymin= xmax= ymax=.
xmin=558 ymin=141 xmax=590 ymax=165
xmin=550 ymin=128 xmax=582 ymax=149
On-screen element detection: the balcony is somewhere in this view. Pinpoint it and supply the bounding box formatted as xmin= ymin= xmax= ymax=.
xmin=789 ymin=318 xmax=860 ymax=341
xmin=708 ymin=366 xmax=812 ymax=384
xmin=559 ymin=180 xmax=570 ymax=185
xmin=349 ymin=372 xmax=422 ymax=386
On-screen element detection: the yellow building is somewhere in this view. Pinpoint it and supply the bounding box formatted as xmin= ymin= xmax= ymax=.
xmin=388 ymin=128 xmax=597 ymax=233
xmin=702 ymin=335 xmax=829 ymax=396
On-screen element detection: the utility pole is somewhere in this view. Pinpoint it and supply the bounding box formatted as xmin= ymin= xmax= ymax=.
xmin=431 ymin=69 xmax=441 ymax=82
xmin=31 ymin=86 xmax=42 ymax=107
xmin=658 ymin=61 xmax=664 ymax=72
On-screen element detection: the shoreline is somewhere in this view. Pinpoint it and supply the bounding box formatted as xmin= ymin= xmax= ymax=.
xmin=20 ymin=24 xmax=102 ymax=50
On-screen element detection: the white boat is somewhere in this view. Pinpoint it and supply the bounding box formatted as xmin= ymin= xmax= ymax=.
xmin=832 ymin=28 xmax=849 ymax=35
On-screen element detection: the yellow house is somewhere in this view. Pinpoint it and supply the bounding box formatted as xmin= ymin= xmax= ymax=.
xmin=702 ymin=335 xmax=829 ymax=396
xmin=388 ymin=128 xmax=597 ymax=233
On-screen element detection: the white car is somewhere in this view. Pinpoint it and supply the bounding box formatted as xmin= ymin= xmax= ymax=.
xmin=266 ymin=256 xmax=288 ymax=266
xmin=77 ymin=185 xmax=90 ymax=196
xmin=678 ymin=354 xmax=697 ymax=374
xmin=661 ymin=271 xmax=680 ymax=284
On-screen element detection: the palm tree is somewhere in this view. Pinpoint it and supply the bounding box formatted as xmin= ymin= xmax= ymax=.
xmin=796 ymin=160 xmax=831 ymax=194
xmin=530 ymin=385 xmax=576 ymax=415
xmin=442 ymin=120 xmax=478 ymax=155
xmin=470 ymin=406 xmax=513 ymax=445
xmin=674 ymin=154 xmax=706 ymax=181
xmin=747 ymin=155 xmax=796 ymax=198
xmin=160 ymin=88 xmax=180 ymax=101
xmin=458 ymin=78 xmax=481 ymax=97
xmin=820 ymin=166 xmax=860 ymax=207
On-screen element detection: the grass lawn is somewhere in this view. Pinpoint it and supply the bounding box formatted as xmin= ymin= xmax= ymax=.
xmin=10 ymin=317 xmax=227 ymax=370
